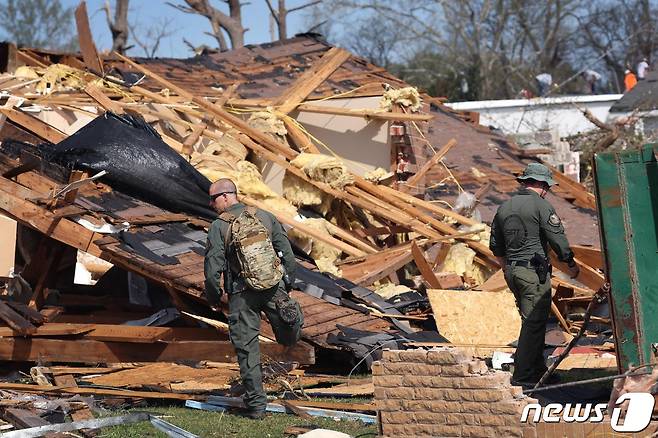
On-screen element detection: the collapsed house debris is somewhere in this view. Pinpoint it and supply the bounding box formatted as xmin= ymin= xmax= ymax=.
xmin=0 ymin=8 xmax=617 ymax=434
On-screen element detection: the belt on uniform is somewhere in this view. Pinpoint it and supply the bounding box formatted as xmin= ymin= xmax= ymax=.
xmin=507 ymin=260 xmax=531 ymax=268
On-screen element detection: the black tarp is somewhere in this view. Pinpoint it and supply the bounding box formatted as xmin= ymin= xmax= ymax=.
xmin=38 ymin=112 xmax=217 ymax=220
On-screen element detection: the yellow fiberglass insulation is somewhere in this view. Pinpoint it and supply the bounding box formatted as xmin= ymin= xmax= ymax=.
xmin=196 ymin=132 xmax=248 ymax=164
xmin=282 ymin=153 xmax=352 ymax=215
xmin=380 ymin=86 xmax=423 ymax=112
xmin=248 ymin=110 xmax=287 ymax=137
xmin=34 ymin=64 xmax=101 ymax=94
xmin=364 ymin=167 xmax=393 ymax=183
xmin=441 ymin=243 xmax=489 ymax=286
xmin=14 ymin=66 xmax=39 ymax=79
xmin=281 ymin=172 xmax=332 ymax=215
xmin=289 ymin=153 xmax=354 ymax=189
xmin=287 ymin=218 xmax=342 ymax=276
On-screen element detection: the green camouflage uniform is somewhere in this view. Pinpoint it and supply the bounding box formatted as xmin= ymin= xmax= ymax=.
xmin=489 ymin=164 xmax=575 ymax=383
xmin=204 ymin=202 xmax=303 ymax=412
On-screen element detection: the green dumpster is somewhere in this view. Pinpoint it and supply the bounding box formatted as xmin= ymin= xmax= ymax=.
xmin=594 ymin=144 xmax=658 ymax=371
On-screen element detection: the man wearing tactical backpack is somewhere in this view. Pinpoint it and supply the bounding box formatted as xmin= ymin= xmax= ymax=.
xmin=204 ymin=178 xmax=303 ymax=419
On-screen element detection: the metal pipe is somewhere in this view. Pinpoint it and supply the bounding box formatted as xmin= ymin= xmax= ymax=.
xmin=524 ymin=364 xmax=655 ymax=395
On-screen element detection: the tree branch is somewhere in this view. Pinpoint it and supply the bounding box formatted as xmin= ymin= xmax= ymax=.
xmin=288 ymin=0 xmax=322 ymax=13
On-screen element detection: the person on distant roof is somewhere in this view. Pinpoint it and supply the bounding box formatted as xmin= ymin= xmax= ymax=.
xmin=581 ymin=70 xmax=602 ymax=94
xmin=624 ymin=69 xmax=638 ymax=92
xmin=535 ymin=73 xmax=552 ymax=97
xmin=637 ymin=57 xmax=649 ymax=80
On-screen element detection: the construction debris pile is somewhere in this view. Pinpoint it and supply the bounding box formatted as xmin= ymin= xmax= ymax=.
xmin=0 ymin=15 xmax=609 ymax=434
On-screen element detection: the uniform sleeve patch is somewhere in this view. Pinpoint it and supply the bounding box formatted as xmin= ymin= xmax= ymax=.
xmin=548 ymin=213 xmax=561 ymax=226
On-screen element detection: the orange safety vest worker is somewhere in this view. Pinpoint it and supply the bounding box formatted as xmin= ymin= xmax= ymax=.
xmin=624 ymin=71 xmax=637 ymax=92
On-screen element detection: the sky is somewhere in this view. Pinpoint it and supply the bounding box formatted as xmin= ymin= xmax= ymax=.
xmin=60 ymin=0 xmax=317 ymax=58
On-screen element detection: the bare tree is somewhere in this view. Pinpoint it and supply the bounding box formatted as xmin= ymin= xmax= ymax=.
xmin=0 ymin=0 xmax=77 ymax=50
xmin=307 ymin=0 xmax=585 ymax=99
xmin=264 ymin=0 xmax=320 ymax=41
xmin=103 ymin=0 xmax=131 ymax=54
xmin=576 ymin=0 xmax=658 ymax=92
xmin=130 ymin=17 xmax=177 ymax=58
xmin=168 ymin=0 xmax=246 ymax=50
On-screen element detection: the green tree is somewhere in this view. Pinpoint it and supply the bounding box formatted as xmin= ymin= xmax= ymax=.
xmin=0 ymin=0 xmax=78 ymax=50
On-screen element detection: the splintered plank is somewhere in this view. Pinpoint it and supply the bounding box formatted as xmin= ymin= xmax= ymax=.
xmin=0 ymin=383 xmax=193 ymax=401
xmin=5 ymin=302 xmax=45 ymax=324
xmin=0 ymin=324 xmax=221 ymax=343
xmin=74 ymin=1 xmax=103 ymax=74
xmin=411 ymin=241 xmax=442 ymax=289
xmin=0 ymin=338 xmax=314 ymax=364
xmin=403 ymin=139 xmax=457 ymax=190
xmin=86 ymin=362 xmax=237 ymax=389
xmin=44 ymin=366 xmax=137 ymax=376
xmin=571 ymin=245 xmax=604 ymax=271
xmin=52 ymin=373 xmax=96 ymax=436
xmin=0 ymin=323 xmax=93 ymax=337
xmin=0 ymin=301 xmax=36 ymax=335
xmin=0 ymin=178 xmax=101 ymax=255
xmin=84 ymin=84 xmax=124 ymax=114
xmin=2 ymin=408 xmax=50 ymax=428
xmin=0 ymin=108 xmax=66 ymax=143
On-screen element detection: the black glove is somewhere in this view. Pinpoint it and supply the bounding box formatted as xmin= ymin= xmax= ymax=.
xmin=283 ymin=273 xmax=294 ymax=292
xmin=206 ymin=290 xmax=223 ymax=309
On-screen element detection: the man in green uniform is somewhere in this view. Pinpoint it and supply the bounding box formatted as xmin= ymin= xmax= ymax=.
xmin=204 ymin=178 xmax=303 ymax=419
xmin=490 ymin=163 xmax=579 ymax=386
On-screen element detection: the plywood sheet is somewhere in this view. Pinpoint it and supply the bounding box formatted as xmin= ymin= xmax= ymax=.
xmin=427 ymin=289 xmax=521 ymax=345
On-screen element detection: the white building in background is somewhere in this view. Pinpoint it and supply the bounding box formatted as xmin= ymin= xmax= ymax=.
xmin=446 ymin=94 xmax=623 ymax=182
xmin=445 ymin=94 xmax=622 ymax=136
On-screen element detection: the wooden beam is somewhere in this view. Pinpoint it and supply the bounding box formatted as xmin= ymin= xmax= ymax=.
xmin=550 ymin=253 xmax=604 ymax=292
xmin=216 ymin=83 xmax=239 ymax=107
xmin=181 ymin=124 xmax=206 ymax=158
xmin=0 ymin=108 xmax=66 ymax=143
xmin=433 ymin=243 xmax=451 ymax=270
xmin=545 ymin=164 xmax=596 ymax=210
xmin=0 ymin=323 xmax=94 ymax=338
xmin=74 ymin=1 xmax=103 ymax=74
xmin=2 ymin=408 xmax=50 ymax=428
xmin=0 ymin=382 xmax=195 ymax=401
xmin=16 ymin=50 xmax=48 ymax=68
xmin=571 ymin=245 xmax=603 ymax=271
xmin=284 ymin=118 xmax=320 ymax=153
xmin=6 ymin=302 xmax=45 ymax=324
xmin=274 ymin=48 xmax=351 ymax=115
xmin=28 ymin=243 xmax=60 ymax=310
xmin=411 ymin=241 xmax=442 ymax=289
xmin=351 ymin=250 xmax=413 ymax=286
xmin=0 ymin=177 xmax=102 ymax=256
xmin=403 ymin=138 xmax=457 ymax=190
xmin=297 ymin=103 xmax=433 ymax=121
xmin=112 ymin=54 xmax=461 ymax=245
xmin=84 ymin=84 xmax=124 ymax=114
xmin=0 ymin=337 xmax=315 ymax=364
xmin=0 ymin=301 xmax=36 ymax=335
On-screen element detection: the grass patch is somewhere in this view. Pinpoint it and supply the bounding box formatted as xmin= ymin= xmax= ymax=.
xmin=102 ymin=405 xmax=377 ymax=438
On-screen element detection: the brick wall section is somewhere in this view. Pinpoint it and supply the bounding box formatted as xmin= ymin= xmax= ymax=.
xmin=373 ymin=348 xmax=658 ymax=438
xmin=373 ymin=348 xmax=538 ymax=438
